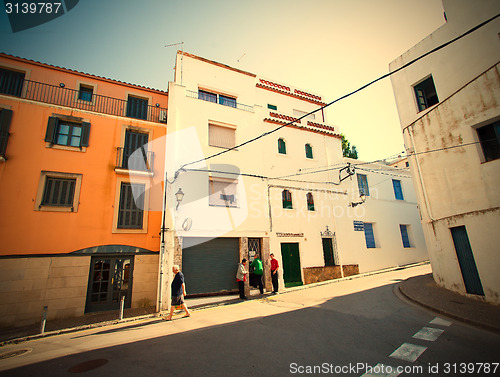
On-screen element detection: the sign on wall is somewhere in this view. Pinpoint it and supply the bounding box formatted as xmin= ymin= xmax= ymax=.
xmin=353 ymin=221 xmax=364 ymax=231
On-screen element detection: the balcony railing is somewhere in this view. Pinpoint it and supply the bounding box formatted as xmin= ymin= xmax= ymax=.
xmin=115 ymin=147 xmax=154 ymax=173
xmin=0 ymin=79 xmax=168 ymax=123
xmin=186 ymin=90 xmax=254 ymax=112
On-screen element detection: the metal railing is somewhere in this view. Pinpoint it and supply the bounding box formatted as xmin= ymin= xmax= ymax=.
xmin=186 ymin=90 xmax=254 ymax=112
xmin=1 ymin=79 xmax=168 ymax=123
xmin=115 ymin=147 xmax=154 ymax=172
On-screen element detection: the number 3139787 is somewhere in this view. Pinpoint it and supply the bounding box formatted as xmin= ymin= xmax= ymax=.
xmin=5 ymin=2 xmax=62 ymax=14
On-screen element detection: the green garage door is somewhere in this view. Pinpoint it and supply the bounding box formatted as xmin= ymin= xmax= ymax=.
xmin=182 ymin=237 xmax=239 ymax=295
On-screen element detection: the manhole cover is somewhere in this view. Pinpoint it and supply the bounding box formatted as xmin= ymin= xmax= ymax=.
xmin=69 ymin=359 xmax=108 ymax=373
xmin=0 ymin=348 xmax=32 ymax=360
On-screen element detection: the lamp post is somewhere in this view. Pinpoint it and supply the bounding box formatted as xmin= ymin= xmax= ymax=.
xmin=349 ymin=194 xmax=366 ymax=207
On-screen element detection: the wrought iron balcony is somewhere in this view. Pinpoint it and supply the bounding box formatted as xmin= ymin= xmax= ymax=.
xmin=115 ymin=147 xmax=154 ymax=173
xmin=0 ymin=78 xmax=168 ymax=123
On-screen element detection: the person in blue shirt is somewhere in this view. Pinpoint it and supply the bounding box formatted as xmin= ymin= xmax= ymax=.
xmin=165 ymin=264 xmax=191 ymax=321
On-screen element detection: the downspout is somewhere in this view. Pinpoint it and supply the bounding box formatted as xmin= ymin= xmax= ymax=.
xmin=157 ymin=171 xmax=168 ymax=313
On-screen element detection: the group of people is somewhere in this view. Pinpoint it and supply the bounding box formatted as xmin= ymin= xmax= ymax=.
xmin=165 ymin=253 xmax=280 ymax=320
xmin=236 ymin=253 xmax=279 ymax=300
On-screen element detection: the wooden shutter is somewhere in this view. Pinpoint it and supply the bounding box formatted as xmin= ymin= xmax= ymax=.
xmin=45 ymin=117 xmax=59 ymax=143
xmin=364 ymin=223 xmax=376 ymax=248
xmin=393 ymin=179 xmax=404 ymax=200
xmin=81 ymin=122 xmax=91 ymax=147
xmin=400 ymin=225 xmax=410 ymax=248
xmin=209 ymin=124 xmax=235 ymax=149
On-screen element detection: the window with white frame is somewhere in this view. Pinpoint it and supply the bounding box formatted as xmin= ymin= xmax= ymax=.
xmin=209 ymin=177 xmax=238 ymax=207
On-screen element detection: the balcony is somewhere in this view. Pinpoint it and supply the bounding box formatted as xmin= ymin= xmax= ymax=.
xmin=115 ymin=147 xmax=154 ymax=175
xmin=0 ymin=79 xmax=168 ymax=123
xmin=186 ymin=90 xmax=254 ymax=112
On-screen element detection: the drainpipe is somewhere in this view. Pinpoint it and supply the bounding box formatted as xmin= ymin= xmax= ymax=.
xmin=158 ymin=171 xmax=168 ymax=313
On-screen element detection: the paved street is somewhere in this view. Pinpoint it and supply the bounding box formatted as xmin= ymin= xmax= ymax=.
xmin=1 ymin=264 xmax=499 ymax=377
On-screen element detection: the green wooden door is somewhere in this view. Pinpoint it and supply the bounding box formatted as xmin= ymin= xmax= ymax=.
xmin=280 ymin=243 xmax=302 ymax=287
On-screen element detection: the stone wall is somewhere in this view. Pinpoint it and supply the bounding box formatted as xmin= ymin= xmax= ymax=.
xmin=302 ymin=264 xmax=359 ymax=285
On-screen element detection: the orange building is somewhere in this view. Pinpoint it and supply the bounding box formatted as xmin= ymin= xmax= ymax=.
xmin=0 ymin=54 xmax=167 ymax=327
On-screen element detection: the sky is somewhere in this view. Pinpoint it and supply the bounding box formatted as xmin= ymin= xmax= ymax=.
xmin=0 ymin=0 xmax=446 ymax=162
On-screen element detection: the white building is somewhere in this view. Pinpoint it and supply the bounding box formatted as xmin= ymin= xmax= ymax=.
xmin=389 ymin=0 xmax=500 ymax=303
xmin=161 ymin=51 xmax=427 ymax=305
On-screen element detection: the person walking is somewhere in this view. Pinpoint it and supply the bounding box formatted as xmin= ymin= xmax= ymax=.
xmin=270 ymin=253 xmax=279 ymax=293
xmin=165 ymin=264 xmax=191 ymax=321
xmin=250 ymin=254 xmax=264 ymax=294
xmin=236 ymin=258 xmax=248 ymax=299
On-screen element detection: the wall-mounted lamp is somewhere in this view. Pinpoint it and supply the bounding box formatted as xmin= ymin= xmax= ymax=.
xmin=175 ymin=188 xmax=184 ymax=210
xmin=349 ymin=194 xmax=366 ymax=207
xmin=155 ymin=103 xmax=160 ymax=107
xmin=59 ymin=83 xmax=65 ymax=88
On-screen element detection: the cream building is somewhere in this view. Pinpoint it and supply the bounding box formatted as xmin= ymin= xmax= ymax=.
xmin=160 ymin=51 xmax=427 ymax=306
xmin=389 ymin=0 xmax=500 ymax=303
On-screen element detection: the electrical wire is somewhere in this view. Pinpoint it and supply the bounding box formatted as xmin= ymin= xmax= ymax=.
xmin=172 ymin=13 xmax=500 ymax=181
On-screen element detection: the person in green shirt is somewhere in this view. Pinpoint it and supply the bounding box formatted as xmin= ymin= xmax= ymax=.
xmin=250 ymin=254 xmax=264 ymax=294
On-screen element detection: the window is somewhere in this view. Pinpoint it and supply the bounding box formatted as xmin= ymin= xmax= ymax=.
xmin=35 ymin=171 xmax=82 ymax=212
xmin=209 ymin=123 xmax=236 ymax=149
xmin=305 ymin=143 xmax=313 ymax=159
xmin=0 ymin=67 xmax=25 ymax=97
xmin=357 ymin=174 xmax=370 ymax=196
xmin=121 ymin=130 xmax=149 ymax=171
xmin=45 ymin=117 xmax=91 ymax=148
xmin=306 ymin=192 xmax=314 ymax=211
xmin=126 ymin=95 xmax=148 ymax=120
xmin=0 ymin=108 xmax=13 ymax=159
xmin=219 ymin=94 xmax=236 ymax=108
xmin=117 ymin=182 xmax=145 ymax=229
xmin=400 ymin=225 xmax=411 ymax=248
xmin=477 ymin=121 xmax=500 ymax=162
xmin=199 ymin=90 xmax=237 ymax=109
xmin=392 ymin=179 xmax=404 ymax=200
xmin=198 ymin=90 xmax=217 ymax=103
xmin=282 ymin=189 xmax=293 ymax=209
xmin=78 ymin=84 xmax=93 ymax=102
xmin=209 ymin=178 xmax=238 ymax=207
xmin=278 ymin=138 xmax=286 ymax=154
xmin=267 ymin=104 xmax=277 ymax=110
xmin=364 ymin=222 xmax=376 ymax=248
xmin=414 ymin=76 xmax=439 ymax=112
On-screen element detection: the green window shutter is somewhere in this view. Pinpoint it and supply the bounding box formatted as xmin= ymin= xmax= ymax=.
xmin=278 ymin=138 xmax=286 ymax=154
xmin=305 ymin=144 xmax=313 ymax=159
xmin=81 ymin=122 xmax=91 ymax=147
xmin=45 ymin=117 xmax=59 ymax=143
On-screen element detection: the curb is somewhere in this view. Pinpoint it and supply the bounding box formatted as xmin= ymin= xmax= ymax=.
xmin=397 ymin=281 xmax=500 ymax=335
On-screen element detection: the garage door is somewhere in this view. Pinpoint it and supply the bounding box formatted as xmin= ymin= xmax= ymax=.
xmin=182 ymin=237 xmax=240 ymax=295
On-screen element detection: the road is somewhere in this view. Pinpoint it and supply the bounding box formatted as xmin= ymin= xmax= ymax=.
xmin=0 ymin=264 xmax=499 ymax=376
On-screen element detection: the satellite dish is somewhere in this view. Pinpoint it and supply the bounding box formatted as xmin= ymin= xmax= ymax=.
xmin=182 ymin=218 xmax=192 ymax=231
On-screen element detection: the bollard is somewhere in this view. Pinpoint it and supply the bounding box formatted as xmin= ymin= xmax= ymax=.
xmin=119 ymin=296 xmax=125 ymax=321
xmin=40 ymin=306 xmax=48 ymax=334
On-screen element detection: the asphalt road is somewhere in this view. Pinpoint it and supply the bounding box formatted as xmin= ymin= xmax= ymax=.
xmin=1 ymin=265 xmax=499 ymax=377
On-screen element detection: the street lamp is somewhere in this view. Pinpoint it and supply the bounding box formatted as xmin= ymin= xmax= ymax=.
xmin=350 ymin=193 xmax=366 ymax=207
xmin=175 ymin=188 xmax=184 ymax=210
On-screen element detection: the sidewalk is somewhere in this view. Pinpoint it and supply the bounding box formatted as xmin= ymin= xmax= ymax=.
xmin=1 ymin=264 xmax=499 ymax=345
xmin=398 ymin=273 xmax=500 ymax=334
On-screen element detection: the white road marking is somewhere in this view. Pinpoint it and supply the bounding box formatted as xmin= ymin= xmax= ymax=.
xmin=389 ymin=343 xmax=427 ymax=362
xmin=413 ymin=326 xmax=444 ymax=341
xmin=429 ymin=317 xmax=452 ymax=327
xmin=360 ymin=363 xmax=401 ymax=377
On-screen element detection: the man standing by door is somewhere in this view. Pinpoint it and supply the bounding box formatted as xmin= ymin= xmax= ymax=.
xmin=270 ymin=253 xmax=279 ymax=293
xmin=236 ymin=258 xmax=248 ymax=299
xmin=250 ymin=254 xmax=264 ymax=294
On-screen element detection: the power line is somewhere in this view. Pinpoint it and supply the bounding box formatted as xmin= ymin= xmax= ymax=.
xmin=173 ymin=13 xmax=499 ymax=179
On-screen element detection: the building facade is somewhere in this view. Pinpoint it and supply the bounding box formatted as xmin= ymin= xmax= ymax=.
xmin=161 ymin=51 xmax=427 ymax=305
xmin=0 ymin=54 xmax=168 ymax=326
xmin=389 ymin=0 xmax=500 ymax=303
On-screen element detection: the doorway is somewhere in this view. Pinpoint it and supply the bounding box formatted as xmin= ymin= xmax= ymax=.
xmin=280 ymin=243 xmax=302 ymax=287
xmin=86 ymin=256 xmax=134 ymax=312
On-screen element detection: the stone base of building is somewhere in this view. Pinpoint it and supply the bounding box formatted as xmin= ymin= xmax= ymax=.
xmin=303 ymin=264 xmax=359 ymax=285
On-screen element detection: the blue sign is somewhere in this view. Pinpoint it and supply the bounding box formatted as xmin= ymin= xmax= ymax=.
xmin=353 ymin=220 xmax=364 ymax=231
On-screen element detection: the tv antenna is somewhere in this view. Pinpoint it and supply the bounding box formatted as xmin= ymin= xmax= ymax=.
xmin=165 ymin=41 xmax=184 ymax=85
xmin=237 ymin=53 xmax=246 ymax=63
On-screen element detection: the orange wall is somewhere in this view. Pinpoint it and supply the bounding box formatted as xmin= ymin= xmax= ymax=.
xmin=0 ymin=56 xmax=167 ymax=256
